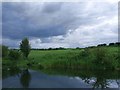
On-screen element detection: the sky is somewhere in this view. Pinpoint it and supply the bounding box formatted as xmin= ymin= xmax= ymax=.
xmin=2 ymin=1 xmax=118 ymax=48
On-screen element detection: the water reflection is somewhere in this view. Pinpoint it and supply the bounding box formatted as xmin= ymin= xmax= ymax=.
xmin=2 ymin=66 xmax=21 ymax=79
xmin=3 ymin=66 xmax=31 ymax=88
xmin=82 ymin=71 xmax=120 ymax=89
xmin=2 ymin=66 xmax=120 ymax=88
xmin=85 ymin=72 xmax=120 ymax=89
xmin=20 ymin=69 xmax=31 ymax=88
xmin=41 ymin=69 xmax=120 ymax=89
xmin=92 ymin=71 xmax=109 ymax=88
xmin=116 ymin=80 xmax=120 ymax=89
xmin=93 ymin=76 xmax=108 ymax=88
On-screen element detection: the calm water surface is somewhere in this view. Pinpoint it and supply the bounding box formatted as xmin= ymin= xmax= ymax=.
xmin=2 ymin=67 xmax=120 ymax=89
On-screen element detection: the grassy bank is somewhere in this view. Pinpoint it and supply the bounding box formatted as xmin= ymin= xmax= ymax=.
xmin=2 ymin=46 xmax=120 ymax=71
xmin=28 ymin=46 xmax=120 ymax=70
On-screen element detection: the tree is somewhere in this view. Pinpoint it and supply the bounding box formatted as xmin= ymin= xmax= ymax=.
xmin=20 ymin=38 xmax=31 ymax=58
xmin=109 ymin=43 xmax=115 ymax=46
xmin=115 ymin=42 xmax=120 ymax=46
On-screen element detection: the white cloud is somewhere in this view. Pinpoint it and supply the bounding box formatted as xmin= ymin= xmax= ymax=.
xmin=47 ymin=15 xmax=118 ymax=48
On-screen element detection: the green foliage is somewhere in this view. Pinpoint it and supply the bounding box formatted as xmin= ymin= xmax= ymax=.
xmin=92 ymin=48 xmax=107 ymax=64
xmin=3 ymin=46 xmax=119 ymax=71
xmin=20 ymin=38 xmax=31 ymax=58
xmin=81 ymin=49 xmax=89 ymax=57
xmin=2 ymin=45 xmax=8 ymax=58
xmin=8 ymin=50 xmax=21 ymax=60
xmin=28 ymin=46 xmax=119 ymax=70
xmin=91 ymin=47 xmax=118 ymax=70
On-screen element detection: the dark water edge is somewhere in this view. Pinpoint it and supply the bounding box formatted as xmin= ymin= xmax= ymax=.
xmin=2 ymin=67 xmax=120 ymax=89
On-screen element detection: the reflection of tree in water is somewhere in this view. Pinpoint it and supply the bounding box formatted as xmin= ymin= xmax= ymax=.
xmin=115 ymin=70 xmax=120 ymax=89
xmin=81 ymin=77 xmax=93 ymax=84
xmin=82 ymin=77 xmax=108 ymax=89
xmin=93 ymin=77 xmax=108 ymax=89
xmin=93 ymin=71 xmax=109 ymax=89
xmin=116 ymin=80 xmax=120 ymax=89
xmin=82 ymin=71 xmax=109 ymax=89
xmin=20 ymin=69 xmax=31 ymax=88
xmin=3 ymin=65 xmax=21 ymax=79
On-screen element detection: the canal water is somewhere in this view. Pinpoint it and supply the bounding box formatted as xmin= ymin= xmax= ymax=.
xmin=2 ymin=67 xmax=120 ymax=89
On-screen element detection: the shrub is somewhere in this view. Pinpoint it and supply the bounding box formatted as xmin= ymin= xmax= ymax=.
xmin=92 ymin=48 xmax=113 ymax=69
xmin=8 ymin=50 xmax=21 ymax=60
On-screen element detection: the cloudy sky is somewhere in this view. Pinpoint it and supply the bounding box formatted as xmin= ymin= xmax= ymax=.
xmin=2 ymin=1 xmax=118 ymax=48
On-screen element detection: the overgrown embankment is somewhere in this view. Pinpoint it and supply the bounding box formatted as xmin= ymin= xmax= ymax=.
xmin=28 ymin=46 xmax=120 ymax=70
xmin=2 ymin=46 xmax=120 ymax=71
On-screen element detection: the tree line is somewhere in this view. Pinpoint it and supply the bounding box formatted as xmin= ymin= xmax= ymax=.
xmin=97 ymin=42 xmax=120 ymax=47
xmin=85 ymin=42 xmax=120 ymax=49
xmin=32 ymin=42 xmax=120 ymax=50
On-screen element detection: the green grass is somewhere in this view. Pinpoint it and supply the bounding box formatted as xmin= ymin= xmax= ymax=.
xmin=28 ymin=49 xmax=82 ymax=68
xmin=2 ymin=46 xmax=120 ymax=71
xmin=28 ymin=46 xmax=120 ymax=70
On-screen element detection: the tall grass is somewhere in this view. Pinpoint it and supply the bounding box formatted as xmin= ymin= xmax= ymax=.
xmin=3 ymin=47 xmax=119 ymax=71
xmin=28 ymin=47 xmax=120 ymax=70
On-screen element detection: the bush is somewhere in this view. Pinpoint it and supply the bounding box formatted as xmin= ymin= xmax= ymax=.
xmin=92 ymin=48 xmax=113 ymax=69
xmin=2 ymin=45 xmax=9 ymax=58
xmin=8 ymin=50 xmax=21 ymax=60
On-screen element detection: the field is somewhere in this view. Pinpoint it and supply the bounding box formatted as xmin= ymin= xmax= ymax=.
xmin=29 ymin=49 xmax=82 ymax=68
xmin=2 ymin=46 xmax=120 ymax=71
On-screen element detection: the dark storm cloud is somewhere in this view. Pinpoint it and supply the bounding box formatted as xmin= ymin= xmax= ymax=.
xmin=2 ymin=2 xmax=30 ymax=39
xmin=42 ymin=2 xmax=62 ymax=13
xmin=2 ymin=2 xmax=118 ymax=48
xmin=1 ymin=2 xmax=93 ymax=40
xmin=2 ymin=2 xmax=79 ymax=40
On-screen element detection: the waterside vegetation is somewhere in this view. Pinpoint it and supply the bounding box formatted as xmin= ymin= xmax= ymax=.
xmin=1 ymin=38 xmax=120 ymax=72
